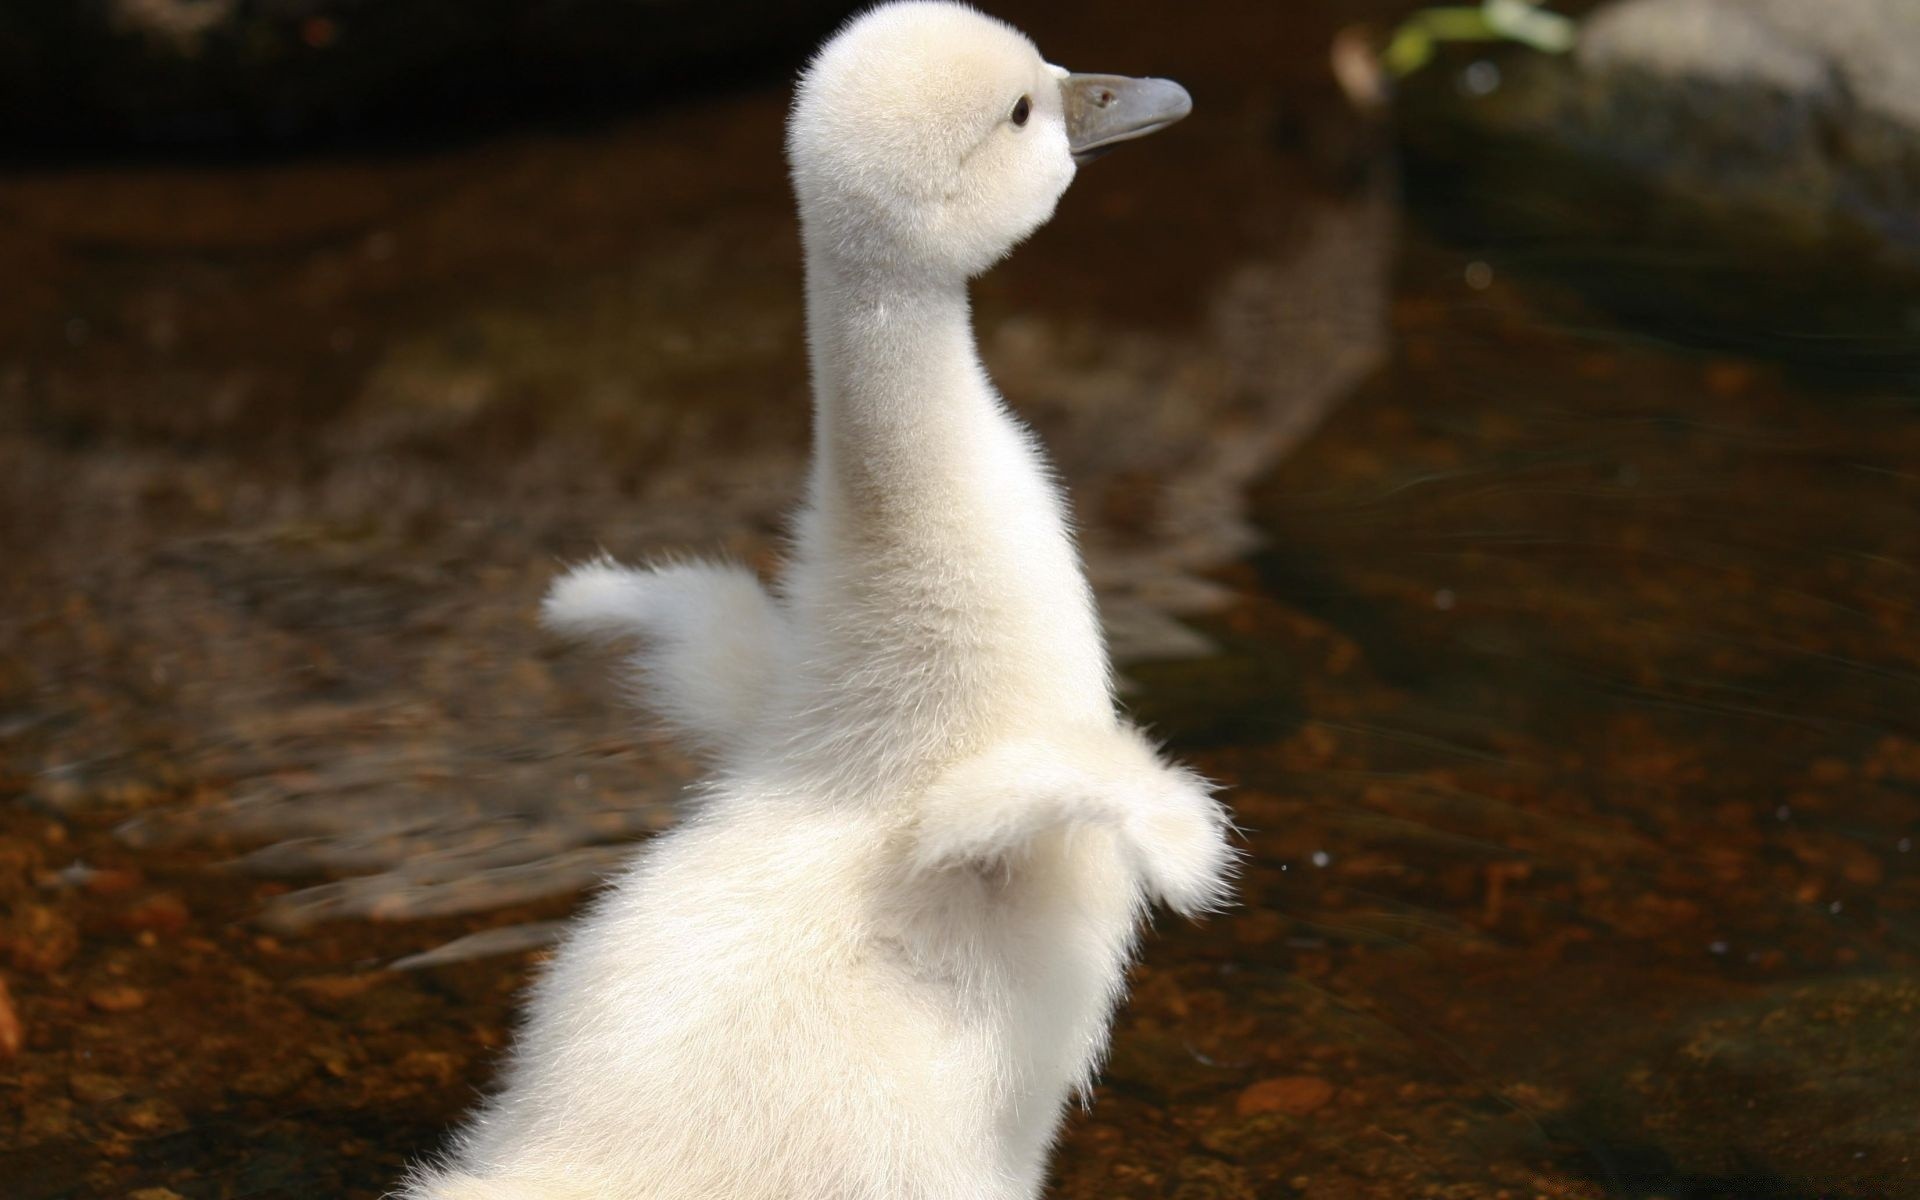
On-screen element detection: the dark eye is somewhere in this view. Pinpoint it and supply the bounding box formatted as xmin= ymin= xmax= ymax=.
xmin=1010 ymin=95 xmax=1031 ymax=127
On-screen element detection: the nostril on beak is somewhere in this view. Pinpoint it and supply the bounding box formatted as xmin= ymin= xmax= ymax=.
xmin=1062 ymin=74 xmax=1192 ymax=163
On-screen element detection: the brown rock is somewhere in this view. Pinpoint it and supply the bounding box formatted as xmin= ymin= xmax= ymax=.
xmin=290 ymin=972 xmax=385 ymax=1002
xmin=70 ymin=1072 xmax=129 ymax=1104
xmin=1235 ymin=1075 xmax=1335 ymax=1118
xmin=83 ymin=867 xmax=144 ymax=896
xmin=232 ymin=1057 xmax=315 ymax=1098
xmin=119 ymin=893 xmax=190 ymax=936
xmin=3 ymin=903 xmax=78 ymax=974
xmin=88 ymin=985 xmax=148 ymax=1013
xmin=395 ymin=1048 xmax=464 ymax=1086
xmin=116 ymin=1095 xmax=187 ymax=1134
xmin=0 ymin=835 xmax=46 ymax=880
xmin=1169 ymin=1154 xmax=1258 ymax=1200
xmin=0 ymin=977 xmax=21 ymax=1059
xmin=22 ymin=1096 xmax=74 ymax=1142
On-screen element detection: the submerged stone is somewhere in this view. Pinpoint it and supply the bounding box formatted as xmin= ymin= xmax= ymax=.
xmin=1632 ymin=977 xmax=1920 ymax=1192
xmin=1573 ymin=0 xmax=1920 ymax=263
xmin=1394 ymin=0 xmax=1920 ymax=373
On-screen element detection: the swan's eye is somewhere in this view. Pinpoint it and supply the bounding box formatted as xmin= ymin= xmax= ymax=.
xmin=1010 ymin=95 xmax=1031 ymax=127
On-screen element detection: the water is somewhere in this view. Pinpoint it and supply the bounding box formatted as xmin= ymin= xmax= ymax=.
xmin=2 ymin=7 xmax=1916 ymax=1197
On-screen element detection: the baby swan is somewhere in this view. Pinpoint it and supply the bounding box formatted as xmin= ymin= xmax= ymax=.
xmin=401 ymin=5 xmax=1230 ymax=1199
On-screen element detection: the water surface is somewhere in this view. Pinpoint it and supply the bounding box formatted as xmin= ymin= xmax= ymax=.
xmin=2 ymin=9 xmax=1916 ymax=1197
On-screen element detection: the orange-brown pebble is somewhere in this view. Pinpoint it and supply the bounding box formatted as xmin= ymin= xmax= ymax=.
xmin=4 ymin=904 xmax=79 ymax=974
xmin=290 ymin=972 xmax=384 ymax=1002
xmin=395 ymin=1049 xmax=463 ymax=1086
xmin=1235 ymin=1075 xmax=1335 ymax=1117
xmin=118 ymin=1097 xmax=182 ymax=1133
xmin=119 ymin=893 xmax=190 ymax=936
xmin=0 ymin=977 xmax=22 ymax=1059
xmin=1703 ymin=360 xmax=1755 ymax=397
xmin=88 ymin=985 xmax=148 ymax=1013
xmin=83 ymin=867 xmax=143 ymax=896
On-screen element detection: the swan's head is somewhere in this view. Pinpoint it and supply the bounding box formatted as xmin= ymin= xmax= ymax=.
xmin=788 ymin=1 xmax=1191 ymax=279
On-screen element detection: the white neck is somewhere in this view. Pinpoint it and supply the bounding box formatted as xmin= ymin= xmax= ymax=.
xmin=773 ymin=246 xmax=1114 ymax=790
xmin=803 ymin=257 xmax=981 ymax=520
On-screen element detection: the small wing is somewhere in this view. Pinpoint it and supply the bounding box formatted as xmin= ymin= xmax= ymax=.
xmin=910 ymin=723 xmax=1236 ymax=917
xmin=543 ymin=558 xmax=788 ymax=759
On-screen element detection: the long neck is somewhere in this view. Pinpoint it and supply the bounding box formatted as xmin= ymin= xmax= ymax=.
xmin=803 ymin=256 xmax=985 ymax=523
xmin=776 ymin=247 xmax=1113 ymax=789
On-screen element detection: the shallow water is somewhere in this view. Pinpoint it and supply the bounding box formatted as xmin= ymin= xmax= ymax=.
xmin=2 ymin=5 xmax=1917 ymax=1198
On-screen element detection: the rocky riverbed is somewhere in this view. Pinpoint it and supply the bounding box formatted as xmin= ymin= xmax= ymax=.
xmin=3 ymin=1 xmax=1918 ymax=1196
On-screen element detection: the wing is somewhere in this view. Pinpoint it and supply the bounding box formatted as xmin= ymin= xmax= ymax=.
xmin=543 ymin=557 xmax=788 ymax=759
xmin=910 ymin=723 xmax=1236 ymax=917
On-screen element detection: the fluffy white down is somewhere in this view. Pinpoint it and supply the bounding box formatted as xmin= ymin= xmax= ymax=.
xmin=401 ymin=4 xmax=1234 ymax=1198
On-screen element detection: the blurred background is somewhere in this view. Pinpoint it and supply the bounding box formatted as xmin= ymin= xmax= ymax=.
xmin=2 ymin=1 xmax=1917 ymax=1196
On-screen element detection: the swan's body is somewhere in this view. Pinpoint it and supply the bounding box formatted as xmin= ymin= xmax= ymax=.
xmin=401 ymin=6 xmax=1231 ymax=1198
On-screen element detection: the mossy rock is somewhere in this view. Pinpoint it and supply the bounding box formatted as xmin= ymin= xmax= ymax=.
xmin=1393 ymin=0 xmax=1920 ymax=376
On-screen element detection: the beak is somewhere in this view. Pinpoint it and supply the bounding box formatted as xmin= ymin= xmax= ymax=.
xmin=1060 ymin=73 xmax=1192 ymax=163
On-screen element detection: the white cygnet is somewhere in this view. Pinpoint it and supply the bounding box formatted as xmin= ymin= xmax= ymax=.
xmin=401 ymin=4 xmax=1230 ymax=1198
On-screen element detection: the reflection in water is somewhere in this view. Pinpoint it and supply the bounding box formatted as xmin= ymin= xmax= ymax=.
xmin=0 ymin=88 xmax=1393 ymax=942
xmin=2 ymin=27 xmax=1917 ymax=1200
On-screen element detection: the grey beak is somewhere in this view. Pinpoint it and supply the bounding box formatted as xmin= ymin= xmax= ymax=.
xmin=1061 ymin=74 xmax=1192 ymax=163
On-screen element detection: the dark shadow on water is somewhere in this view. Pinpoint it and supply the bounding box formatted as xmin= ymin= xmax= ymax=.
xmin=1547 ymin=1119 xmax=1878 ymax=1200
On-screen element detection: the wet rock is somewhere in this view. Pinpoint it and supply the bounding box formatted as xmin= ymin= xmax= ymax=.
xmin=1587 ymin=977 xmax=1920 ymax=1193
xmin=1167 ymin=1155 xmax=1258 ymax=1200
xmin=1394 ymin=0 xmax=1920 ymax=368
xmin=289 ymin=971 xmax=388 ymax=1005
xmin=1574 ymin=0 xmax=1920 ymax=256
xmin=88 ymin=984 xmax=150 ymax=1012
xmin=116 ymin=892 xmax=190 ymax=936
xmin=232 ymin=1054 xmax=316 ymax=1098
xmin=71 ymin=1071 xmax=131 ymax=1104
xmin=114 ymin=1094 xmax=187 ymax=1135
xmin=1195 ymin=1111 xmax=1293 ymax=1161
xmin=0 ymin=976 xmax=22 ymax=1058
xmin=1235 ymin=1075 xmax=1335 ymax=1118
xmin=394 ymin=1048 xmax=464 ymax=1087
xmin=2 ymin=903 xmax=79 ymax=974
xmin=81 ymin=866 xmax=146 ymax=896
xmin=0 ymin=834 xmax=48 ymax=881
